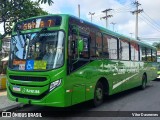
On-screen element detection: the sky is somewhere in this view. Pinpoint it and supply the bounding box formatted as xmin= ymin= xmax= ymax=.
xmin=38 ymin=0 xmax=160 ymax=44
xmin=1 ymin=0 xmax=160 ymax=44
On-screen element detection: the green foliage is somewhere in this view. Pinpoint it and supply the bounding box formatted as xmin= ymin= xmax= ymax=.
xmin=0 ymin=40 xmax=2 ymax=51
xmin=0 ymin=33 xmax=2 ymax=51
xmin=0 ymin=0 xmax=48 ymax=39
xmin=38 ymin=0 xmax=54 ymax=6
xmin=153 ymin=42 xmax=160 ymax=50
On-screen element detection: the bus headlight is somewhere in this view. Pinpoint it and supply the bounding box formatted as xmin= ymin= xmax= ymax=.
xmin=49 ymin=79 xmax=62 ymax=92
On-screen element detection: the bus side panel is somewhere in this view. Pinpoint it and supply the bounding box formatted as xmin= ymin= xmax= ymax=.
xmin=103 ymin=60 xmax=122 ymax=95
xmin=145 ymin=62 xmax=158 ymax=81
xmin=66 ymin=60 xmax=103 ymax=105
xmin=72 ymin=85 xmax=86 ymax=105
xmin=121 ymin=61 xmax=142 ymax=91
xmin=85 ymin=83 xmax=95 ymax=101
xmin=122 ymin=61 xmax=158 ymax=92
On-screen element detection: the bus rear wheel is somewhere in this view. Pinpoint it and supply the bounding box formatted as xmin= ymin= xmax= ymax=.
xmin=92 ymin=81 xmax=104 ymax=107
xmin=140 ymin=74 xmax=147 ymax=90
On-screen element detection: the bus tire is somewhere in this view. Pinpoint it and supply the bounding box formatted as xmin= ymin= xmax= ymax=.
xmin=92 ymin=81 xmax=104 ymax=107
xmin=140 ymin=74 xmax=147 ymax=90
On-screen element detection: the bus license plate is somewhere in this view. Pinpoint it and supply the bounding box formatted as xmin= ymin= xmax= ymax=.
xmin=13 ymin=86 xmax=21 ymax=92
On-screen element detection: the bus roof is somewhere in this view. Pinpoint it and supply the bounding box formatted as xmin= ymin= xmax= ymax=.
xmin=15 ymin=14 xmax=156 ymax=50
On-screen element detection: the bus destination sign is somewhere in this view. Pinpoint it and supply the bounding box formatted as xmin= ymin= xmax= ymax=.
xmin=15 ymin=16 xmax=62 ymax=31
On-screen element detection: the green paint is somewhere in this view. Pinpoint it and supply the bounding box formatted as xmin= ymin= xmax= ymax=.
xmin=78 ymin=39 xmax=84 ymax=53
xmin=7 ymin=14 xmax=158 ymax=107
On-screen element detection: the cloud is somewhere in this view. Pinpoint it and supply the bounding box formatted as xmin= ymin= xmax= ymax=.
xmin=39 ymin=0 xmax=137 ymax=35
xmin=37 ymin=0 xmax=160 ymax=44
xmin=1 ymin=0 xmax=160 ymax=44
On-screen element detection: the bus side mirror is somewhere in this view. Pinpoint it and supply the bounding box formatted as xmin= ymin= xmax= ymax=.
xmin=78 ymin=39 xmax=84 ymax=53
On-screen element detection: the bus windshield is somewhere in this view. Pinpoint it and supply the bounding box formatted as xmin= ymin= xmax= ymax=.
xmin=9 ymin=31 xmax=64 ymax=71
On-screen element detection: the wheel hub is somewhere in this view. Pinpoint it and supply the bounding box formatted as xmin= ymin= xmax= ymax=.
xmin=96 ymin=88 xmax=103 ymax=100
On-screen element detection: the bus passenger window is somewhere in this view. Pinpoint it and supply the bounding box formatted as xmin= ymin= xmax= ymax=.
xmin=131 ymin=42 xmax=139 ymax=61
xmin=90 ymin=31 xmax=96 ymax=57
xmin=103 ymin=34 xmax=109 ymax=58
xmin=119 ymin=40 xmax=129 ymax=60
xmin=68 ymin=34 xmax=78 ymax=60
xmin=79 ymin=36 xmax=89 ymax=58
xmin=108 ymin=36 xmax=117 ymax=59
xmin=141 ymin=47 xmax=146 ymax=61
xmin=96 ymin=32 xmax=102 ymax=57
xmin=147 ymin=49 xmax=151 ymax=61
xmin=152 ymin=50 xmax=157 ymax=62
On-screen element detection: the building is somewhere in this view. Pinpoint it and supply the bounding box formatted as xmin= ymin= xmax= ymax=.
xmin=0 ymin=37 xmax=10 ymax=74
xmin=157 ymin=51 xmax=160 ymax=62
xmin=1 ymin=37 xmax=10 ymax=59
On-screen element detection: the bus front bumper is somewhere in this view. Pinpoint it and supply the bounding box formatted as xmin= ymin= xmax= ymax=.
xmin=7 ymin=85 xmax=71 ymax=107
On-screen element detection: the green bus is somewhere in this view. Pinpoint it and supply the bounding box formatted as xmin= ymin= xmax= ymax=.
xmin=7 ymin=14 xmax=158 ymax=107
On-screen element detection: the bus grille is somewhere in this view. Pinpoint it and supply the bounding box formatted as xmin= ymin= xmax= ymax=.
xmin=9 ymin=75 xmax=47 ymax=82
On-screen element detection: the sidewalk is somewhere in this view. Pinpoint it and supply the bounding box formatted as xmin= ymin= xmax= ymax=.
xmin=0 ymin=89 xmax=20 ymax=110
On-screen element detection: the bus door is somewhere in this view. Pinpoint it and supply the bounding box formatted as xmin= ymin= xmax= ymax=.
xmin=67 ymin=26 xmax=90 ymax=105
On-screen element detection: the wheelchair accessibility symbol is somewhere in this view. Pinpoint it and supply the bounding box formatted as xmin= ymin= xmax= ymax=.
xmin=26 ymin=60 xmax=34 ymax=70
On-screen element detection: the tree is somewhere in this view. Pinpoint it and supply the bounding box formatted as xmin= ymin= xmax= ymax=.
xmin=152 ymin=42 xmax=160 ymax=50
xmin=0 ymin=0 xmax=48 ymax=39
xmin=0 ymin=33 xmax=2 ymax=51
xmin=38 ymin=0 xmax=54 ymax=6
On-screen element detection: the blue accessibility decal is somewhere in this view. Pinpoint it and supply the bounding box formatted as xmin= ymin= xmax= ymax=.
xmin=26 ymin=60 xmax=34 ymax=70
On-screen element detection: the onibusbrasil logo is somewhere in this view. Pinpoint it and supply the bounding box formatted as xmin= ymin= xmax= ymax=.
xmin=2 ymin=112 xmax=42 ymax=118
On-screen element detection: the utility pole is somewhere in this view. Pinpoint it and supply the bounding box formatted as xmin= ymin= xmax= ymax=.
xmin=130 ymin=33 xmax=133 ymax=38
xmin=131 ymin=1 xmax=143 ymax=40
xmin=88 ymin=12 xmax=95 ymax=22
xmin=101 ymin=9 xmax=113 ymax=28
xmin=78 ymin=4 xmax=80 ymax=19
xmin=110 ymin=22 xmax=116 ymax=31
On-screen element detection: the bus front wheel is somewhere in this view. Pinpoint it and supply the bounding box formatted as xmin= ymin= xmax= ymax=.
xmin=92 ymin=81 xmax=104 ymax=107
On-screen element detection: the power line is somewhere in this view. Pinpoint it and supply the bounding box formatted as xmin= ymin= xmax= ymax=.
xmin=112 ymin=10 xmax=130 ymax=14
xmin=139 ymin=5 xmax=160 ymax=28
xmin=130 ymin=33 xmax=134 ymax=37
xmin=139 ymin=15 xmax=160 ymax=33
xmin=78 ymin=4 xmax=80 ymax=19
xmin=130 ymin=0 xmax=143 ymax=40
xmin=114 ymin=3 xmax=134 ymax=11
xmin=101 ymin=9 xmax=113 ymax=28
xmin=88 ymin=12 xmax=95 ymax=22
xmin=113 ymin=8 xmax=131 ymax=13
xmin=110 ymin=22 xmax=116 ymax=31
xmin=139 ymin=37 xmax=160 ymax=39
xmin=137 ymin=4 xmax=160 ymax=38
xmin=112 ymin=3 xmax=134 ymax=13
xmin=142 ymin=11 xmax=160 ymax=29
xmin=140 ymin=13 xmax=160 ymax=30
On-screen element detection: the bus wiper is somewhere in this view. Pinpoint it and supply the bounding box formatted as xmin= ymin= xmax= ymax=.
xmin=30 ymin=27 xmax=48 ymax=45
xmin=23 ymin=35 xmax=31 ymax=59
xmin=16 ymin=30 xmax=24 ymax=48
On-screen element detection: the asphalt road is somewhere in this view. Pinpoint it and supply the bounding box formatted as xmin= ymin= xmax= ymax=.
xmin=1 ymin=79 xmax=160 ymax=120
